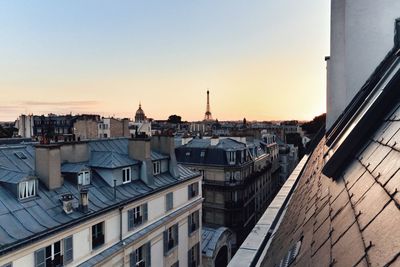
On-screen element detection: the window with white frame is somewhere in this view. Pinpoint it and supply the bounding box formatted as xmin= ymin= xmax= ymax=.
xmin=34 ymin=236 xmax=73 ymax=267
xmin=122 ymin=167 xmax=132 ymax=184
xmin=153 ymin=161 xmax=160 ymax=175
xmin=128 ymin=203 xmax=148 ymax=230
xmin=19 ymin=180 xmax=36 ymax=200
xmin=78 ymin=170 xmax=90 ymax=186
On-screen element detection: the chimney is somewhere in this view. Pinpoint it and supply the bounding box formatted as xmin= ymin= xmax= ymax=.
xmin=79 ymin=188 xmax=89 ymax=213
xmin=128 ymin=135 xmax=154 ymax=186
xmin=210 ymin=136 xmax=219 ymax=146
xmin=60 ymin=141 xmax=89 ymax=163
xmin=35 ymin=144 xmax=63 ymax=190
xmin=151 ymin=134 xmax=180 ymax=178
xmin=61 ymin=193 xmax=74 ymax=214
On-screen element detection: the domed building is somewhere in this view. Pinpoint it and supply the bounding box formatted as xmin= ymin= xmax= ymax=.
xmin=134 ymin=103 xmax=146 ymax=123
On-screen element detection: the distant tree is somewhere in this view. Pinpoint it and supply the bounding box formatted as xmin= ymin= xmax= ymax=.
xmin=0 ymin=125 xmax=17 ymax=138
xmin=301 ymin=113 xmax=326 ymax=135
xmin=167 ymin=115 xmax=182 ymax=124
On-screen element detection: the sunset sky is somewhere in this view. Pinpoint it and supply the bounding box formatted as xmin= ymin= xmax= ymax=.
xmin=0 ymin=1 xmax=330 ymax=122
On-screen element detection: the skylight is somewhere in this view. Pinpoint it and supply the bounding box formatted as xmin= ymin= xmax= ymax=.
xmin=14 ymin=152 xmax=27 ymax=159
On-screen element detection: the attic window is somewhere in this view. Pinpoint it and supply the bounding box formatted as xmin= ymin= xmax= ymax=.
xmin=19 ymin=180 xmax=37 ymax=200
xmin=78 ymin=170 xmax=91 ymax=186
xmin=186 ymin=152 xmax=191 ymax=156
xmin=14 ymin=151 xmax=27 ymax=159
xmin=153 ymin=161 xmax=161 ymax=175
xmin=200 ymin=151 xmax=205 ymax=157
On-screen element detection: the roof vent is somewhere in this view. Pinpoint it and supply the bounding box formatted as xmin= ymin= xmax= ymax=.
xmin=278 ymin=240 xmax=302 ymax=267
xmin=61 ymin=193 xmax=74 ymax=214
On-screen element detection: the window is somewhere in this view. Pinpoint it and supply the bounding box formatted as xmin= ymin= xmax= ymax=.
xmin=200 ymin=151 xmax=205 ymax=157
xmin=130 ymin=242 xmax=151 ymax=267
xmin=1 ymin=263 xmax=12 ymax=267
xmin=188 ymin=243 xmax=200 ymax=267
xmin=14 ymin=151 xmax=27 ymax=159
xmin=171 ymin=262 xmax=179 ymax=267
xmin=227 ymin=151 xmax=236 ymax=164
xmin=153 ymin=161 xmax=160 ymax=175
xmin=19 ymin=180 xmax=36 ymax=200
xmin=92 ymin=222 xmax=105 ymax=250
xmin=163 ymin=224 xmax=179 ymax=254
xmin=188 ymin=211 xmax=200 ymax=235
xmin=188 ymin=182 xmax=199 ymax=199
xmin=165 ymin=192 xmax=173 ymax=211
xmin=128 ymin=203 xmax=148 ymax=230
xmin=34 ymin=236 xmax=72 ymax=267
xmin=123 ymin=167 xmax=132 ymax=184
xmin=78 ymin=170 xmax=90 ymax=186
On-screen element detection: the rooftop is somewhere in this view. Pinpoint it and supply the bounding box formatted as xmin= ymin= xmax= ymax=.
xmin=0 ymin=138 xmax=198 ymax=255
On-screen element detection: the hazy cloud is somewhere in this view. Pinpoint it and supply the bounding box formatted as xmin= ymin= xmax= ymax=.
xmin=21 ymin=101 xmax=98 ymax=106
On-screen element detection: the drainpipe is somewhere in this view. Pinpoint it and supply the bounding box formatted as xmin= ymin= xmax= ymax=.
xmin=119 ymin=206 xmax=123 ymax=241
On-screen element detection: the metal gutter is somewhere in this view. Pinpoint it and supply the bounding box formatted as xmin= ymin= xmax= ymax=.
xmin=228 ymin=155 xmax=310 ymax=267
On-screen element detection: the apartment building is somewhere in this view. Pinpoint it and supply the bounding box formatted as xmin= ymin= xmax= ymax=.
xmin=0 ymin=135 xmax=202 ymax=267
xmin=175 ymin=137 xmax=280 ymax=256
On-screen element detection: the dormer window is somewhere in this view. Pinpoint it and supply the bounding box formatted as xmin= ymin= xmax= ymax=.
xmin=227 ymin=151 xmax=236 ymax=165
xmin=153 ymin=161 xmax=161 ymax=175
xmin=19 ymin=180 xmax=37 ymax=200
xmin=78 ymin=170 xmax=91 ymax=186
xmin=122 ymin=167 xmax=131 ymax=184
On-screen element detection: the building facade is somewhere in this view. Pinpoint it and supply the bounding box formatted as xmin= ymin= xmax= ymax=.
xmin=175 ymin=137 xmax=280 ymax=255
xmin=326 ymin=0 xmax=400 ymax=128
xmin=0 ymin=135 xmax=202 ymax=267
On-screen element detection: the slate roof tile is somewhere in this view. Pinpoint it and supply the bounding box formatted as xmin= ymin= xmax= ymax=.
xmin=363 ymin=201 xmax=400 ymax=267
xmin=353 ymin=182 xmax=391 ymax=230
xmin=331 ymin=223 xmax=365 ymax=267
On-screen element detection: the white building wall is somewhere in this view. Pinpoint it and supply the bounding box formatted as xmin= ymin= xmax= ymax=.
xmin=148 ymin=195 xmax=165 ymax=221
xmin=174 ymin=186 xmax=189 ymax=208
xmin=105 ymin=215 xmax=120 ymax=244
xmin=178 ymin=219 xmax=189 ymax=266
xmin=12 ymin=253 xmax=33 ymax=267
xmin=327 ymin=0 xmax=400 ymax=129
xmin=74 ymin=228 xmax=91 ymax=262
xmin=151 ymin=238 xmax=164 ymax=267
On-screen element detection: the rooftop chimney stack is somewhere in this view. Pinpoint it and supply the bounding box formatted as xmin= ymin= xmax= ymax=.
xmin=61 ymin=193 xmax=74 ymax=214
xmin=35 ymin=144 xmax=63 ymax=190
xmin=151 ymin=134 xmax=180 ymax=178
xmin=128 ymin=135 xmax=154 ymax=186
xmin=79 ymin=188 xmax=89 ymax=213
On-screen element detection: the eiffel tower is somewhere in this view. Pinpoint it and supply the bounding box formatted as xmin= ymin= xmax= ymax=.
xmin=204 ymin=90 xmax=213 ymax=121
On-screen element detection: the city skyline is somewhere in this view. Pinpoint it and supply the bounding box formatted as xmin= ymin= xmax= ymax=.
xmin=0 ymin=1 xmax=330 ymax=122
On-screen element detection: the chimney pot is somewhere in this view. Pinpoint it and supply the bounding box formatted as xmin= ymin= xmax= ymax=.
xmin=79 ymin=188 xmax=89 ymax=213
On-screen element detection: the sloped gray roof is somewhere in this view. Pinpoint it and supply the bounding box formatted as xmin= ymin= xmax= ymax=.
xmin=61 ymin=162 xmax=89 ymax=173
xmin=151 ymin=151 xmax=169 ymax=161
xmin=89 ymin=151 xmax=138 ymax=169
xmin=0 ymin=168 xmax=28 ymax=184
xmin=0 ymin=139 xmax=199 ymax=255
